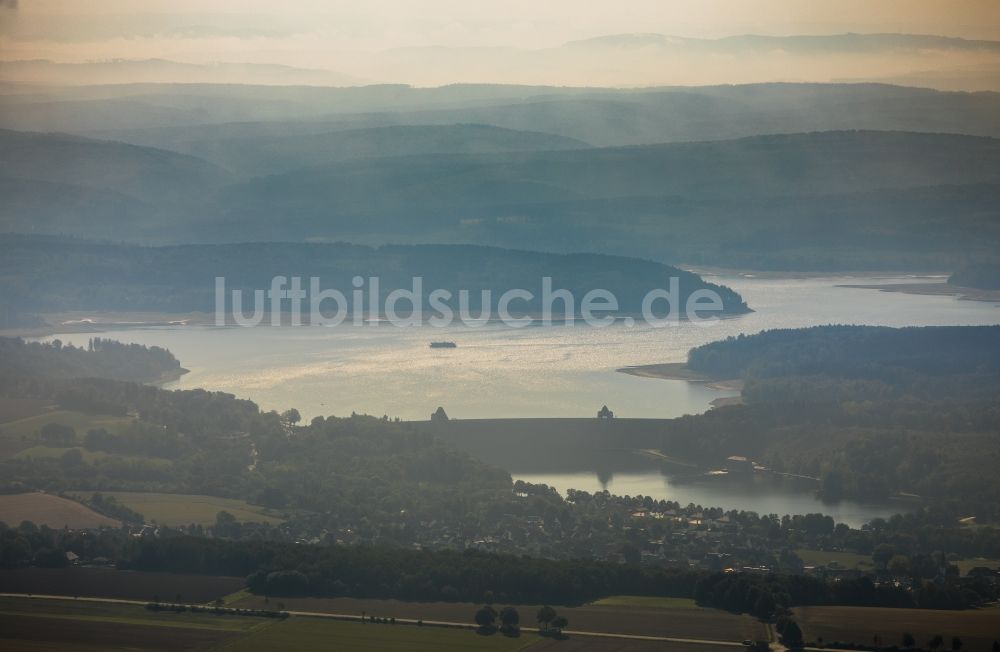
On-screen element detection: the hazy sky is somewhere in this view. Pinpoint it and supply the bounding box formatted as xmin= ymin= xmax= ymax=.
xmin=2 ymin=0 xmax=999 ymax=63
xmin=2 ymin=1 xmax=999 ymax=88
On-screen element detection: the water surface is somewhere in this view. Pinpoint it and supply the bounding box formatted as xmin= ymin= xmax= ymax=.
xmin=42 ymin=274 xmax=999 ymax=421
xmin=512 ymin=470 xmax=907 ymax=527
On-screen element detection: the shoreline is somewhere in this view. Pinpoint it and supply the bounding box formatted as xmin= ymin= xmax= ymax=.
xmin=616 ymin=362 xmax=743 ymax=392
xmin=681 ymin=264 xmax=951 ymax=280
xmin=836 ymin=282 xmax=1000 ymax=303
xmin=0 ymin=312 xmax=216 ymax=339
xmin=152 ymin=367 xmax=190 ymax=386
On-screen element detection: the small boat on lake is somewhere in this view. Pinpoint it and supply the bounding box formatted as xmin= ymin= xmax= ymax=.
xmin=429 ymin=341 xmax=457 ymax=348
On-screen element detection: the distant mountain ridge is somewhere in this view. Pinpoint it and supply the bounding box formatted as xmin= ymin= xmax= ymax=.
xmin=3 ymin=32 xmax=1000 ymax=89
xmin=0 ymin=128 xmax=231 ymax=202
xmin=169 ymin=124 xmax=590 ymax=177
xmin=365 ymin=32 xmax=1000 ymax=88
xmin=0 ymin=126 xmax=996 ymax=270
xmin=563 ymin=32 xmax=1000 ymax=52
xmin=6 ymin=82 xmax=998 ymax=148
xmin=0 ymin=59 xmax=371 ymax=87
xmin=1 ymin=78 xmax=998 ymax=271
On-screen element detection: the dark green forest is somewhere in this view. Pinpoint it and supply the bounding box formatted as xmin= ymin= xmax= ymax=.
xmin=2 ymin=126 xmax=998 ymax=270
xmin=2 ymin=520 xmax=995 ymax=612
xmin=950 ymin=263 xmax=1000 ymax=290
xmin=662 ymin=326 xmax=1000 ymax=515
xmin=0 ymin=235 xmax=747 ymax=322
xmin=0 ymin=337 xmax=183 ymax=384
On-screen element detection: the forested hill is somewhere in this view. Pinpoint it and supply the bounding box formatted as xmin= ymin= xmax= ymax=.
xmin=654 ymin=325 xmax=1000 ymax=516
xmin=949 ymin=263 xmax=1000 ymax=290
xmin=1 ymin=126 xmax=999 ymax=271
xmin=0 ymin=236 xmax=748 ymax=317
xmin=686 ymin=325 xmax=1000 ymax=381
xmin=0 ymin=337 xmax=184 ymax=384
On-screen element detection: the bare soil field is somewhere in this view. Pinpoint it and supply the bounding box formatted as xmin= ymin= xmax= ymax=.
xmin=0 ymin=596 xmax=256 ymax=651
xmin=793 ymin=548 xmax=874 ymax=570
xmin=213 ymin=617 xmax=533 ymax=652
xmin=80 ymin=491 xmax=285 ymax=526
xmin=954 ymin=558 xmax=1000 ymax=575
xmin=0 ymin=409 xmax=132 ymax=459
xmin=528 ymin=638 xmax=731 ymax=652
xmin=0 ymin=492 xmax=119 ymax=529
xmin=232 ymin=595 xmax=766 ymax=641
xmin=0 ymin=594 xmax=747 ymax=652
xmin=0 ymin=614 xmax=237 ymax=652
xmin=0 ymin=397 xmax=53 ymax=424
xmin=0 ymin=568 xmax=244 ymax=603
xmin=794 ymin=605 xmax=1000 ymax=652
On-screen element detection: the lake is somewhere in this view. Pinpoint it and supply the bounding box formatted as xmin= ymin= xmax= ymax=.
xmin=510 ymin=471 xmax=914 ymax=527
xmin=41 ymin=273 xmax=999 ymax=525
xmin=41 ymin=274 xmax=999 ymax=421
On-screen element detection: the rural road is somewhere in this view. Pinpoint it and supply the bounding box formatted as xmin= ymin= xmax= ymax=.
xmin=0 ymin=592 xmax=820 ymax=650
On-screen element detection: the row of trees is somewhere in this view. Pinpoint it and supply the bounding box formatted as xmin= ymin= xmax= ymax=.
xmin=473 ymin=604 xmax=568 ymax=636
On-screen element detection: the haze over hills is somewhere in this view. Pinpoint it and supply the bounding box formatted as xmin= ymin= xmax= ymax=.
xmin=0 ymin=129 xmax=232 ymax=202
xmin=6 ymin=4 xmax=1000 ymax=649
xmin=212 ymin=130 xmax=1000 ymax=268
xmin=562 ymin=33 xmax=1000 ymax=52
xmin=1 ymin=75 xmax=998 ymax=271
xmin=1 ymin=125 xmax=998 ymax=269
xmin=3 ymin=83 xmax=998 ymax=148
xmin=223 ymin=131 xmax=1000 ymax=216
xmin=0 ymin=59 xmax=370 ymax=87
xmin=5 ymin=33 xmax=1000 ymax=89
xmin=166 ymin=124 xmax=590 ymax=178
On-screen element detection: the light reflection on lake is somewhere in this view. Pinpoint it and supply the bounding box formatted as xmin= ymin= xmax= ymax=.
xmin=511 ymin=470 xmax=907 ymax=528
xmin=41 ymin=275 xmax=1000 ymax=422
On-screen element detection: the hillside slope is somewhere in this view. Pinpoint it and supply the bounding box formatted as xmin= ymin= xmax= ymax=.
xmin=172 ymin=123 xmax=590 ymax=177
xmin=0 ymin=129 xmax=231 ymax=203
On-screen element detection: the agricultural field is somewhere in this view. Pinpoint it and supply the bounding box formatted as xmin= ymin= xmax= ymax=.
xmin=0 ymin=397 xmax=53 ymax=424
xmin=528 ymin=639 xmax=727 ymax=652
xmin=0 ymin=492 xmax=118 ymax=529
xmin=0 ymin=409 xmax=132 ymax=459
xmin=16 ymin=446 xmax=171 ymax=467
xmin=213 ymin=617 xmax=534 ymax=652
xmin=954 ymin=558 xmax=1000 ymax=576
xmin=75 ymin=491 xmax=285 ymax=526
xmin=0 ymin=596 xmax=259 ymax=651
xmin=794 ymin=605 xmax=1000 ymax=652
xmin=0 ymin=597 xmax=752 ymax=652
xmin=0 ymin=568 xmax=245 ymax=603
xmin=0 ymin=597 xmax=722 ymax=652
xmin=588 ymin=596 xmax=700 ymax=610
xmin=794 ymin=548 xmax=874 ymax=570
xmin=231 ymin=594 xmax=767 ymax=642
